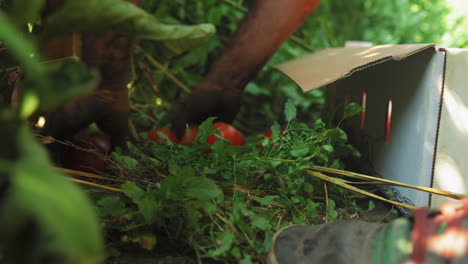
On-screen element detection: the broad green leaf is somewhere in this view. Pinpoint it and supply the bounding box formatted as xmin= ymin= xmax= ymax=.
xmin=251 ymin=215 xmax=271 ymax=231
xmin=322 ymin=144 xmax=334 ymax=153
xmin=7 ymin=123 xmax=103 ymax=263
xmin=270 ymin=122 xmax=281 ymax=141
xmin=368 ymin=200 xmax=376 ymax=211
xmin=259 ymin=195 xmax=277 ymax=206
xmin=122 ymin=183 xmax=159 ymax=224
xmin=199 ymin=200 xmax=217 ymax=214
xmin=327 ymin=199 xmax=338 ymax=221
xmin=284 ymin=100 xmax=297 ymax=122
xmin=3 ymin=0 xmax=45 ymax=24
xmin=167 ymin=159 xmax=181 ymax=176
xmin=0 ymin=11 xmax=47 ymax=117
xmin=37 ymin=58 xmax=99 ymax=111
xmin=43 ymin=0 xmax=216 ymax=57
xmin=304 ymin=182 xmax=314 ymax=194
xmin=244 ymin=82 xmax=270 ymax=96
xmin=183 ymin=176 xmax=222 ymax=201
xmin=180 ymin=166 xmax=196 ymax=178
xmin=240 ymin=256 xmax=254 ymax=264
xmin=137 ymin=196 xmax=159 ymax=224
xmin=121 ymin=182 xmax=145 ymax=202
xmin=119 ymin=156 xmax=139 ymax=170
xmin=197 ymin=117 xmax=217 ymax=142
xmin=97 ymin=196 xmax=127 ymax=217
xmin=291 ymin=138 xmax=308 ymax=157
xmin=344 ymin=102 xmax=364 ymax=120
xmin=207 ymin=230 xmax=234 ymax=258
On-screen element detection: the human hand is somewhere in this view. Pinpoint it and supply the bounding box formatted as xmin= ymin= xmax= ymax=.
xmin=172 ymin=83 xmax=242 ymax=138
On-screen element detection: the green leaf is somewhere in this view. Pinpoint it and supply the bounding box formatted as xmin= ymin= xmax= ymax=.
xmin=121 ymin=182 xmax=145 ymax=202
xmin=344 ymin=102 xmax=364 ymax=120
xmin=38 ymin=58 xmax=99 ymax=111
xmin=43 ymin=0 xmax=216 ymax=57
xmin=327 ymin=199 xmax=338 ymax=221
xmin=4 ymin=0 xmax=45 ymax=24
xmin=183 ymin=176 xmax=222 ymax=201
xmin=251 ymin=215 xmax=271 ymax=231
xmin=291 ymin=138 xmax=308 ymax=157
xmin=138 ymin=196 xmax=159 ymax=224
xmin=244 ymin=82 xmax=270 ymax=96
xmin=304 ymin=182 xmax=314 ymax=194
xmin=207 ymin=230 xmax=234 ymax=258
xmin=284 ymin=100 xmax=297 ymax=122
xmin=5 ymin=123 xmax=103 ymax=263
xmin=121 ymin=183 xmax=159 ymax=224
xmin=259 ymin=195 xmax=277 ymax=206
xmin=322 ymin=144 xmax=334 ymax=153
xmin=368 ymin=200 xmax=376 ymax=211
xmin=240 ymin=255 xmax=254 ymax=264
xmin=197 ymin=117 xmax=217 ymax=142
xmin=0 ymin=11 xmax=47 ymax=117
xmin=97 ymin=196 xmax=127 ymax=217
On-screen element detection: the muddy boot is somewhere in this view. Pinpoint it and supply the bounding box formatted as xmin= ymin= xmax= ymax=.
xmin=267 ymin=198 xmax=468 ymax=264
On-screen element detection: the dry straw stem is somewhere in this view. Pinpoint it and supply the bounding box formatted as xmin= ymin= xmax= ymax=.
xmin=136 ymin=45 xmax=190 ymax=93
xmin=306 ymin=170 xmax=417 ymax=210
xmin=70 ymin=178 xmax=123 ymax=193
xmin=59 ymin=167 xmax=127 ymax=183
xmin=63 ymin=168 xmax=287 ymax=209
xmin=313 ymin=167 xmax=466 ymax=200
xmin=225 ymin=184 xmax=287 ymax=208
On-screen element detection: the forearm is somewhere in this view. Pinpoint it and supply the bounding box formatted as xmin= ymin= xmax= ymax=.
xmin=201 ymin=0 xmax=319 ymax=90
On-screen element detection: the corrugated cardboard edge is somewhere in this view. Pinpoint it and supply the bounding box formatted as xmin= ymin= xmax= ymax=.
xmin=275 ymin=44 xmax=436 ymax=93
xmin=432 ymin=48 xmax=468 ymax=207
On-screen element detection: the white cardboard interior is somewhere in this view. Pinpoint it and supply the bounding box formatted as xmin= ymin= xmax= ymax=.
xmin=275 ymin=44 xmax=468 ymax=210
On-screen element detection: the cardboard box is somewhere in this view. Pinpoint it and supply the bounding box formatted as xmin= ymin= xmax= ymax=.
xmin=275 ymin=44 xmax=468 ymax=212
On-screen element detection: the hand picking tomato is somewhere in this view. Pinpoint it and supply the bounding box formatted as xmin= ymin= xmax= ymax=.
xmin=148 ymin=128 xmax=179 ymax=144
xmin=61 ymin=130 xmax=111 ymax=173
xmin=207 ymin=122 xmax=245 ymax=146
xmin=180 ymin=125 xmax=199 ymax=145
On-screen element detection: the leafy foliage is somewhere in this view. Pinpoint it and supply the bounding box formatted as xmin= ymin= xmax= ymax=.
xmin=0 ymin=0 xmax=217 ymax=262
xmin=0 ymin=0 xmax=463 ymax=263
xmin=101 ymin=102 xmax=361 ymax=262
xmin=0 ymin=122 xmax=104 ymax=263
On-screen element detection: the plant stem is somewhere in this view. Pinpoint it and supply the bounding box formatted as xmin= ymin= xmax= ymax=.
xmin=136 ymin=45 xmax=191 ymax=93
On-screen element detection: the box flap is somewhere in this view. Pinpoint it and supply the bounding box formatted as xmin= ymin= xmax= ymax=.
xmin=275 ymin=44 xmax=436 ymax=93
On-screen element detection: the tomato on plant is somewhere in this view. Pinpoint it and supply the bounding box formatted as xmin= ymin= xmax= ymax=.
xmin=207 ymin=122 xmax=245 ymax=146
xmin=180 ymin=125 xmax=199 ymax=145
xmin=148 ymin=128 xmax=179 ymax=144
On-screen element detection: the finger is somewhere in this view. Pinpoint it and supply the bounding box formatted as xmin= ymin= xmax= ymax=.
xmin=171 ymin=102 xmax=189 ymax=139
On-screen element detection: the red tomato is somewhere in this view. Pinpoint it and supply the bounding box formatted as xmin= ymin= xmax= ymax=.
xmin=61 ymin=130 xmax=111 ymax=173
xmin=180 ymin=125 xmax=199 ymax=145
xmin=207 ymin=122 xmax=245 ymax=146
xmin=263 ymin=127 xmax=287 ymax=139
xmin=148 ymin=128 xmax=179 ymax=144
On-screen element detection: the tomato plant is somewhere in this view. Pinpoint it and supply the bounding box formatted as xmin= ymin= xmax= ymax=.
xmin=148 ymin=128 xmax=179 ymax=143
xmin=61 ymin=130 xmax=111 ymax=173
